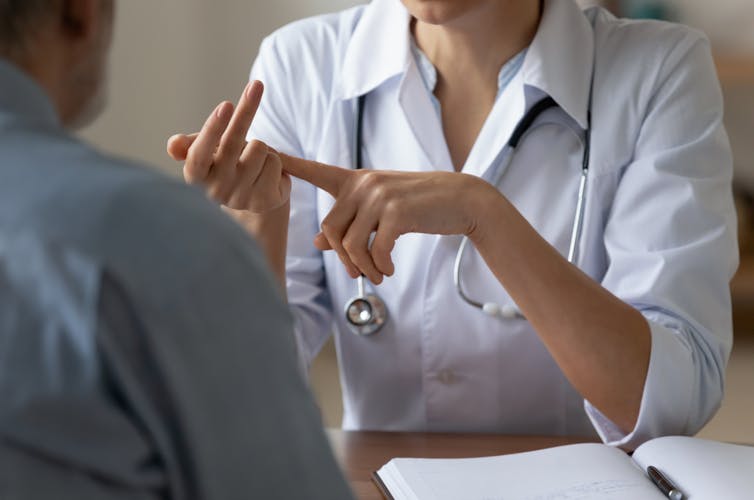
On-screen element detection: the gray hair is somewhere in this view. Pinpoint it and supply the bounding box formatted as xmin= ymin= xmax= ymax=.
xmin=0 ymin=0 xmax=54 ymax=50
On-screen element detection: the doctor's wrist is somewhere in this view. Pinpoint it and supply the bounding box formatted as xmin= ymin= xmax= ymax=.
xmin=463 ymin=178 xmax=508 ymax=246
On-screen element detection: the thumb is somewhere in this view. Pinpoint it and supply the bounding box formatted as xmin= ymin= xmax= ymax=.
xmin=167 ymin=133 xmax=199 ymax=162
xmin=314 ymin=232 xmax=332 ymax=251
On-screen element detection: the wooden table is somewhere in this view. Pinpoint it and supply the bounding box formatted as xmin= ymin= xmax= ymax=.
xmin=327 ymin=429 xmax=594 ymax=499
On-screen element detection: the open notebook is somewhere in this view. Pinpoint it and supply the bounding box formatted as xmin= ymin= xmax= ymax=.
xmin=373 ymin=436 xmax=754 ymax=500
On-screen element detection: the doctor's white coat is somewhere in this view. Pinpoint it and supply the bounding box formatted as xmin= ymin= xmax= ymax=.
xmin=247 ymin=0 xmax=738 ymax=449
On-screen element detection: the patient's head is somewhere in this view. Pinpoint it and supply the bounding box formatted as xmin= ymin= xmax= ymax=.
xmin=0 ymin=0 xmax=115 ymax=128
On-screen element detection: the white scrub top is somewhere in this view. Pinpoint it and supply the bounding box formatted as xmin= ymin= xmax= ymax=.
xmin=247 ymin=0 xmax=738 ymax=449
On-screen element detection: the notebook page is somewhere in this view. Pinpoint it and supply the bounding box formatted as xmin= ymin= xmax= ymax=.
xmin=632 ymin=436 xmax=754 ymax=500
xmin=378 ymin=461 xmax=421 ymax=500
xmin=378 ymin=443 xmax=665 ymax=500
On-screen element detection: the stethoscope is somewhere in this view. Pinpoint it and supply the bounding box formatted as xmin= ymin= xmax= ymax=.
xmin=344 ymin=87 xmax=593 ymax=336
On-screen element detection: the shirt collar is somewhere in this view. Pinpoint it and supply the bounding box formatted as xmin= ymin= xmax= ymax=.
xmin=521 ymin=0 xmax=595 ymax=129
xmin=336 ymin=0 xmax=412 ymax=100
xmin=410 ymin=38 xmax=527 ymax=100
xmin=336 ymin=0 xmax=595 ymax=130
xmin=0 ymin=58 xmax=59 ymax=127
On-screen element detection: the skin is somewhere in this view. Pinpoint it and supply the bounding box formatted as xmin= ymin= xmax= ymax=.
xmin=168 ymin=0 xmax=650 ymax=433
xmin=2 ymin=0 xmax=115 ymax=128
xmin=406 ymin=0 xmax=542 ymax=169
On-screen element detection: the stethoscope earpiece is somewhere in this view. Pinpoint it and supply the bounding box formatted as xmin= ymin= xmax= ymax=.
xmin=482 ymin=302 xmax=521 ymax=319
xmin=482 ymin=302 xmax=501 ymax=317
xmin=501 ymin=304 xmax=521 ymax=320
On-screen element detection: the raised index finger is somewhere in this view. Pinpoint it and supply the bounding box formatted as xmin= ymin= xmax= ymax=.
xmin=279 ymin=153 xmax=349 ymax=196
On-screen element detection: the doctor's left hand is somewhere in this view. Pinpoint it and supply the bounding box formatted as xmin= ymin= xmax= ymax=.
xmin=280 ymin=154 xmax=499 ymax=285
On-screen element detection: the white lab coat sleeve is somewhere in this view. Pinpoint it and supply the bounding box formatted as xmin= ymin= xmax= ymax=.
xmin=584 ymin=34 xmax=738 ymax=449
xmin=247 ymin=34 xmax=335 ymax=371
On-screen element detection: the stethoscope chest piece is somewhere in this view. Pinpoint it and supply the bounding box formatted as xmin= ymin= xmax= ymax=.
xmin=345 ymin=277 xmax=388 ymax=336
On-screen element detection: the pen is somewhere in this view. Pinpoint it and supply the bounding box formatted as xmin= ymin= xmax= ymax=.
xmin=647 ymin=465 xmax=685 ymax=500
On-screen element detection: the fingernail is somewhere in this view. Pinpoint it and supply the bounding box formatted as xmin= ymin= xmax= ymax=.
xmin=245 ymin=82 xmax=253 ymax=99
xmin=216 ymin=103 xmax=229 ymax=119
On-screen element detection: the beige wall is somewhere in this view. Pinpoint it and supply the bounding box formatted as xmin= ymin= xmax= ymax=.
xmin=85 ymin=1 xmax=753 ymax=175
xmin=80 ymin=0 xmax=359 ymax=173
xmin=667 ymin=0 xmax=754 ymax=52
xmin=578 ymin=0 xmax=754 ymax=52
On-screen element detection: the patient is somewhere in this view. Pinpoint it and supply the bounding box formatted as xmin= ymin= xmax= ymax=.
xmin=0 ymin=1 xmax=353 ymax=499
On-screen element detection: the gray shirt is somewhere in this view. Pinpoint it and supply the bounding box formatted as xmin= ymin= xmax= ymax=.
xmin=0 ymin=59 xmax=353 ymax=500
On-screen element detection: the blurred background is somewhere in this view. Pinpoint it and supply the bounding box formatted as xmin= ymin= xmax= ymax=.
xmin=82 ymin=0 xmax=754 ymax=444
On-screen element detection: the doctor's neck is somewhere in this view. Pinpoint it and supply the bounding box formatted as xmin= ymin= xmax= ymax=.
xmin=411 ymin=0 xmax=541 ymax=89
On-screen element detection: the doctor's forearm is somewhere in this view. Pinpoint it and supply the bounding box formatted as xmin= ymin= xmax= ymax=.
xmin=232 ymin=202 xmax=290 ymax=293
xmin=469 ymin=188 xmax=651 ymax=433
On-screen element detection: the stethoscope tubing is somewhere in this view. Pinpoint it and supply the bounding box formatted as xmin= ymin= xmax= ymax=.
xmin=453 ymin=97 xmax=591 ymax=320
xmin=567 ymin=166 xmax=588 ymax=264
xmin=345 ymin=94 xmax=592 ymax=332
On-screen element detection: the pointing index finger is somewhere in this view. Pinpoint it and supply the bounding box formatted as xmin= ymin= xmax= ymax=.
xmin=278 ymin=153 xmax=349 ymax=196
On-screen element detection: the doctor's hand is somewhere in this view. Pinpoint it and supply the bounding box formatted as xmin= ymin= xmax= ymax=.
xmin=166 ymin=81 xmax=291 ymax=214
xmin=280 ymin=155 xmax=499 ymax=285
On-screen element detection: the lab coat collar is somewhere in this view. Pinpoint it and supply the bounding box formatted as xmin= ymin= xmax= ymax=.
xmin=338 ymin=0 xmax=595 ymax=129
xmin=336 ymin=0 xmax=412 ymax=100
xmin=0 ymin=58 xmax=60 ymax=127
xmin=522 ymin=0 xmax=595 ymax=130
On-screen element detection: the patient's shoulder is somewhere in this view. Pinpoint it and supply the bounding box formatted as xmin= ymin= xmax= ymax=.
xmin=92 ymin=155 xmax=258 ymax=262
xmin=0 ymin=130 xmax=267 ymax=298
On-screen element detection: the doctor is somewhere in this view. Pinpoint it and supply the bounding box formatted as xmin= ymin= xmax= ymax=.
xmin=168 ymin=0 xmax=737 ymax=449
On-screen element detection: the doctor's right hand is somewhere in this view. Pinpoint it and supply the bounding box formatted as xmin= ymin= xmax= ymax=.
xmin=166 ymin=80 xmax=291 ymax=214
